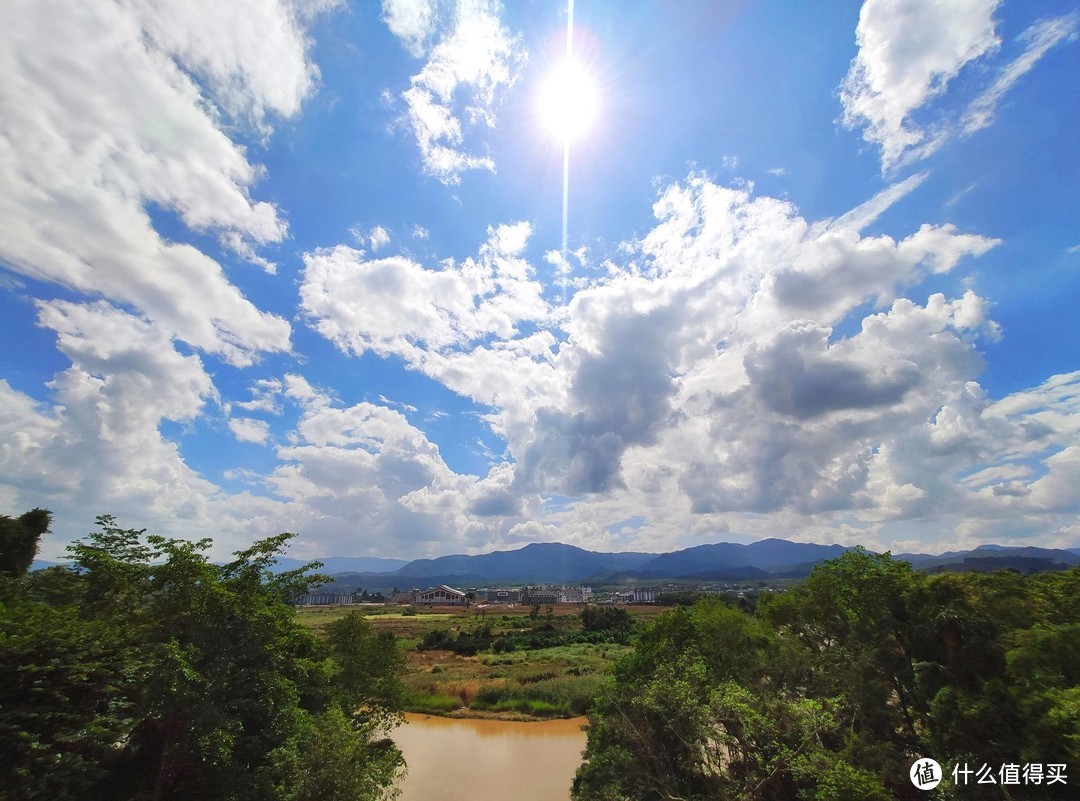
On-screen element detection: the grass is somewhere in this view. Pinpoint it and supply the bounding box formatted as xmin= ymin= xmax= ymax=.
xmin=406 ymin=692 xmax=463 ymax=714
xmin=299 ymin=603 xmax=647 ymax=719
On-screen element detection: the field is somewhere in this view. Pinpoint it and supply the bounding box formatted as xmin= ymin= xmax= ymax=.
xmin=297 ymin=603 xmax=666 ymax=719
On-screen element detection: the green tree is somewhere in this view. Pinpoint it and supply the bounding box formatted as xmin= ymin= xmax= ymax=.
xmin=573 ymin=599 xmax=888 ymax=801
xmin=324 ymin=612 xmax=407 ymax=717
xmin=0 ymin=513 xmax=405 ymax=801
xmin=0 ymin=508 xmax=51 ymax=576
xmin=576 ymin=553 xmax=1080 ymax=800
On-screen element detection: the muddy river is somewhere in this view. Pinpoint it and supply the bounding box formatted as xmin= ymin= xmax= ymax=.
xmin=392 ymin=713 xmax=588 ymax=801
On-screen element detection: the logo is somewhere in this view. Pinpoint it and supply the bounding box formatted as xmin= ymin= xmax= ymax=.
xmin=911 ymin=758 xmax=942 ymax=790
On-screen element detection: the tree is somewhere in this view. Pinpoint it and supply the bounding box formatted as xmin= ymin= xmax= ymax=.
xmin=576 ymin=553 xmax=1080 ymax=800
xmin=0 ymin=507 xmax=51 ymax=576
xmin=580 ymin=606 xmax=635 ymax=643
xmin=324 ymin=612 xmax=406 ymax=717
xmin=0 ymin=513 xmax=405 ymax=801
xmin=573 ymin=601 xmax=890 ymax=801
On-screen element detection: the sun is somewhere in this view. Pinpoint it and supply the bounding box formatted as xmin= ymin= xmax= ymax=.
xmin=538 ymin=58 xmax=598 ymax=143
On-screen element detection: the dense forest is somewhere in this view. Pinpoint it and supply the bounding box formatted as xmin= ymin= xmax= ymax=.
xmin=0 ymin=511 xmax=406 ymax=801
xmin=572 ymin=548 xmax=1080 ymax=800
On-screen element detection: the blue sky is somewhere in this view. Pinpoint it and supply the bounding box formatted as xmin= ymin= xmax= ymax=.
xmin=2 ymin=0 xmax=1078 ymax=561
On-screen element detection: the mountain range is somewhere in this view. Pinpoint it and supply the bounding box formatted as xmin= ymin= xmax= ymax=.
xmin=31 ymin=540 xmax=1080 ymax=588
xmin=302 ymin=539 xmax=1080 ymax=590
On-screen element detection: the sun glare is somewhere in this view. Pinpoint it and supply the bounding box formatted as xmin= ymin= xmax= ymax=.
xmin=538 ymin=58 xmax=598 ymax=143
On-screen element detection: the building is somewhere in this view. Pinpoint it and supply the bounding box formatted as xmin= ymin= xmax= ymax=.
xmin=631 ymin=587 xmax=658 ymax=604
xmin=482 ymin=588 xmax=522 ymax=604
xmin=295 ymin=592 xmax=355 ymax=606
xmin=559 ymin=585 xmax=593 ymax=604
xmin=523 ymin=585 xmax=560 ymax=605
xmin=416 ymin=584 xmax=467 ymax=605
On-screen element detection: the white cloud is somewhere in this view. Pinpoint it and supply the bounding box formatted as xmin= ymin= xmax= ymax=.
xmin=840 ymin=0 xmax=1001 ymax=169
xmin=840 ymin=1 xmax=1077 ymax=171
xmin=0 ymin=310 xmax=528 ymax=559
xmin=229 ymin=417 xmax=272 ymax=444
xmin=378 ymin=395 xmax=419 ymax=414
xmin=232 ymin=378 xmax=286 ymax=415
xmin=0 ymin=0 xmax=336 ymax=364
xmin=961 ymin=14 xmax=1079 ymax=135
xmin=369 ymin=225 xmax=392 ymax=251
xmin=382 ymin=0 xmax=438 ymax=57
xmin=8 ymin=155 xmax=1078 ymax=558
xmin=0 ymin=301 xmax=267 ymax=558
xmin=296 ymin=169 xmax=1078 ymax=555
xmin=300 ymin=221 xmax=548 ymax=360
xmin=388 ymin=0 xmax=527 ymax=184
xmin=413 ymin=224 xmax=431 ymax=239
xmin=264 ymin=382 xmax=528 ymax=556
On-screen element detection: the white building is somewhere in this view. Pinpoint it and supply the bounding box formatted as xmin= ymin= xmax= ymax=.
xmin=631 ymin=587 xmax=658 ymax=604
xmin=416 ymin=585 xmax=467 ymax=605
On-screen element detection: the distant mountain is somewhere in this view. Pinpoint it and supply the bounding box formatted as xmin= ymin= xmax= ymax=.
xmin=924 ymin=556 xmax=1074 ymax=575
xmin=898 ymin=546 xmax=1080 ymax=571
xmin=639 ymin=539 xmax=849 ymax=577
xmin=326 ymin=539 xmax=1080 ymax=588
xmin=394 ymin=542 xmax=657 ymax=584
xmin=24 ymin=538 xmax=1080 ymax=588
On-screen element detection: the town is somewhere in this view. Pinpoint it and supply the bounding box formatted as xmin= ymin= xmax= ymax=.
xmin=295 ymin=580 xmax=785 ymax=607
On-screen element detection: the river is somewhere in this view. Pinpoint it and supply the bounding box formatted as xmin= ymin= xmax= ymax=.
xmin=392 ymin=713 xmax=588 ymax=801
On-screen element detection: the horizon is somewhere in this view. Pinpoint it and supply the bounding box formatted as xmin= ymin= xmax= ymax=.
xmin=3 ymin=1 xmax=1078 ymax=562
xmin=31 ymin=533 xmax=1080 ymax=572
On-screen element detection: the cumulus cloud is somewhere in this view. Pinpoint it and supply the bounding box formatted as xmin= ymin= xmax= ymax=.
xmin=300 ymin=221 xmax=548 ymax=361
xmin=382 ymin=0 xmax=438 ymax=57
xmin=232 ymin=378 xmax=286 ymax=415
xmin=840 ymin=0 xmax=1076 ymax=170
xmin=301 ymin=170 xmax=1067 ymax=549
xmin=0 ymin=317 xmax=529 ymax=559
xmin=0 ymin=301 xmax=271 ymax=557
xmin=303 ymin=168 xmax=1080 ymax=551
xmin=229 ymin=417 xmax=272 ymax=444
xmin=8 ymin=155 xmax=1078 ymax=556
xmin=840 ymin=0 xmax=1002 ymax=168
xmin=386 ymin=0 xmax=527 ymax=183
xmin=370 ymin=225 xmax=392 ymax=251
xmin=265 ymin=379 xmax=528 ymax=555
xmin=0 ymin=0 xmax=335 ymax=364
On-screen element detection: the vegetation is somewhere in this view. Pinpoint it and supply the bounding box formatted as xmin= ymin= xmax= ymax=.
xmin=11 ymin=510 xmax=1076 ymax=799
xmin=0 ymin=512 xmax=406 ymax=801
xmin=299 ymin=604 xmax=652 ymax=720
xmin=573 ymin=548 xmax=1080 ymax=800
xmin=398 ymin=609 xmax=640 ymax=718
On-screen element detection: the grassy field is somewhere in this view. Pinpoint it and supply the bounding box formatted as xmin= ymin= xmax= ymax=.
xmin=297 ymin=604 xmax=662 ymax=719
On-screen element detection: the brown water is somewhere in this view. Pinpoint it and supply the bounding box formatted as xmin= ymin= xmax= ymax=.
xmin=392 ymin=713 xmax=588 ymax=801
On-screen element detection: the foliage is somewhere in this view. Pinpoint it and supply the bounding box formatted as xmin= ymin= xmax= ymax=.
xmin=0 ymin=512 xmax=405 ymax=801
xmin=580 ymin=606 xmax=635 ymax=643
xmin=416 ymin=612 xmax=636 ymax=658
xmin=0 ymin=508 xmax=51 ymax=577
xmin=574 ymin=549 xmax=1080 ymax=800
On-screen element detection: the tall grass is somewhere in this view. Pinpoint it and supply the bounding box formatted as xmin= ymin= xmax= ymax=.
xmin=406 ymin=692 xmax=462 ymax=713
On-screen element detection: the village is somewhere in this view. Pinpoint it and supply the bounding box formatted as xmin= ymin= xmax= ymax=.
xmin=295 ymin=580 xmax=784 ymax=607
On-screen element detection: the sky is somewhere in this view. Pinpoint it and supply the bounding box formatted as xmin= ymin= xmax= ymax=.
xmin=2 ymin=0 xmax=1078 ymax=562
